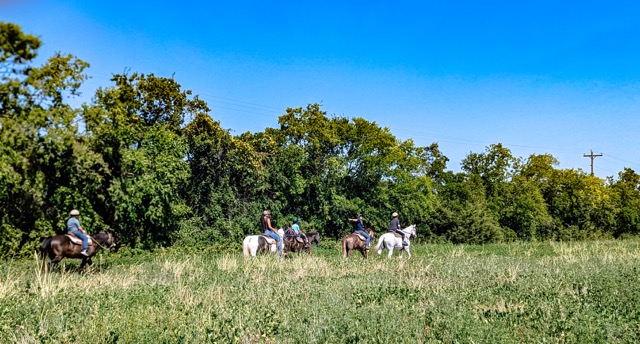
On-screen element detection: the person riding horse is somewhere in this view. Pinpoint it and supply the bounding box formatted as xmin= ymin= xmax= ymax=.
xmin=67 ymin=209 xmax=89 ymax=256
xmin=390 ymin=212 xmax=408 ymax=246
xmin=289 ymin=217 xmax=308 ymax=247
xmin=348 ymin=213 xmax=371 ymax=249
xmin=261 ymin=210 xmax=283 ymax=257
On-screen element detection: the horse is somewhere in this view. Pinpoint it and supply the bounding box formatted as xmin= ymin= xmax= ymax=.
xmin=342 ymin=228 xmax=375 ymax=259
xmin=282 ymin=226 xmax=310 ymax=255
xmin=305 ymin=232 xmax=321 ymax=248
xmin=40 ymin=231 xmax=117 ymax=271
xmin=304 ymin=232 xmax=321 ymax=254
xmin=374 ymin=224 xmax=417 ymax=258
xmin=242 ymin=228 xmax=285 ymax=258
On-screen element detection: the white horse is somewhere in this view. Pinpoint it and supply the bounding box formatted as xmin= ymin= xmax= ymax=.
xmin=242 ymin=228 xmax=285 ymax=257
xmin=374 ymin=225 xmax=417 ymax=258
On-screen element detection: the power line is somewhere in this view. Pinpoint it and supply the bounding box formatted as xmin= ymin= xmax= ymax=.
xmin=603 ymin=154 xmax=640 ymax=169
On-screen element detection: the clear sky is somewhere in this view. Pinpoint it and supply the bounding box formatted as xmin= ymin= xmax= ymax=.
xmin=4 ymin=0 xmax=640 ymax=178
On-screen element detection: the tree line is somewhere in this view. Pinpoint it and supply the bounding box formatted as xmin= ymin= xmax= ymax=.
xmin=1 ymin=23 xmax=639 ymax=258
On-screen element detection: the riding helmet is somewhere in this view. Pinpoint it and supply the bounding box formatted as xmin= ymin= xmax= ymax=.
xmin=70 ymin=209 xmax=80 ymax=216
xmin=293 ymin=217 xmax=298 ymax=223
xmin=392 ymin=212 xmax=398 ymax=217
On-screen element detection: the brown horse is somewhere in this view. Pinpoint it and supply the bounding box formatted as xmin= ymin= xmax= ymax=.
xmin=342 ymin=228 xmax=375 ymax=259
xmin=40 ymin=232 xmax=116 ymax=271
xmin=283 ymin=226 xmax=310 ymax=255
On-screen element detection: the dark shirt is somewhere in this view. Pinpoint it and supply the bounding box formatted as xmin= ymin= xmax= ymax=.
xmin=389 ymin=218 xmax=400 ymax=231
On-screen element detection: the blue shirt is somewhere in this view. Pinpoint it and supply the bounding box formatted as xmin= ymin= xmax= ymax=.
xmin=67 ymin=217 xmax=81 ymax=232
xmin=291 ymin=223 xmax=300 ymax=234
xmin=355 ymin=216 xmax=364 ymax=231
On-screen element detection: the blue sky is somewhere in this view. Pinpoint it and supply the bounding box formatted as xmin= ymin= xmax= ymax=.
xmin=4 ymin=0 xmax=640 ymax=178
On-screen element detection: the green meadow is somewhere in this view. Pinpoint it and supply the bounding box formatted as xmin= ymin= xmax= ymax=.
xmin=1 ymin=240 xmax=639 ymax=343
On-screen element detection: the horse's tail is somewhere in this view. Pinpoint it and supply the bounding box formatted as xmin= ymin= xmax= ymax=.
xmin=39 ymin=236 xmax=52 ymax=268
xmin=242 ymin=237 xmax=251 ymax=257
xmin=40 ymin=237 xmax=51 ymax=254
xmin=373 ymin=235 xmax=383 ymax=252
xmin=342 ymin=237 xmax=347 ymax=258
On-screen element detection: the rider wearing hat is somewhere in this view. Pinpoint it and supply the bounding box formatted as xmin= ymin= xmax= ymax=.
xmin=390 ymin=212 xmax=408 ymax=246
xmin=348 ymin=212 xmax=370 ymax=249
xmin=261 ymin=210 xmax=283 ymax=256
xmin=67 ymin=209 xmax=89 ymax=256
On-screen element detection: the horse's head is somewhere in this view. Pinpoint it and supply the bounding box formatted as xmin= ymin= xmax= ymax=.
xmin=277 ymin=227 xmax=285 ymax=238
xmin=365 ymin=228 xmax=375 ymax=239
xmin=94 ymin=232 xmax=117 ymax=251
xmin=106 ymin=232 xmax=117 ymax=251
xmin=409 ymin=225 xmax=417 ymax=239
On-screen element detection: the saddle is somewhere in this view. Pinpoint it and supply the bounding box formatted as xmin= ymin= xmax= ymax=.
xmin=284 ymin=230 xmax=304 ymax=243
xmin=66 ymin=233 xmax=93 ymax=246
xmin=260 ymin=234 xmax=277 ymax=245
xmin=391 ymin=230 xmax=410 ymax=246
xmin=355 ymin=233 xmax=367 ymax=242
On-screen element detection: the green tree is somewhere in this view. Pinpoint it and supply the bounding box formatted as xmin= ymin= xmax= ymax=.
xmin=609 ymin=168 xmax=640 ymax=237
xmin=0 ymin=23 xmax=99 ymax=257
xmin=429 ymin=172 xmax=503 ymax=243
xmin=85 ymin=73 xmax=205 ymax=248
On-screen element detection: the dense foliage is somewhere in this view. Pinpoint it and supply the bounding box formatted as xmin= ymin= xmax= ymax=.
xmin=1 ymin=23 xmax=640 ymax=257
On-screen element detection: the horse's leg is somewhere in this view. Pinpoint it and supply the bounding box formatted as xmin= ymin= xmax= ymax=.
xmin=50 ymin=256 xmax=63 ymax=271
xmin=79 ymin=257 xmax=88 ymax=270
xmin=405 ymin=246 xmax=411 ymax=259
xmin=387 ymin=245 xmax=394 ymax=259
xmin=251 ymin=240 xmax=258 ymax=257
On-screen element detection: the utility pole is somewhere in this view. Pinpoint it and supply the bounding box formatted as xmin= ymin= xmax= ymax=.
xmin=583 ymin=149 xmax=603 ymax=176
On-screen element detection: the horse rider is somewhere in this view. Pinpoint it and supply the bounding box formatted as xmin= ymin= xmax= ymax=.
xmin=261 ymin=210 xmax=283 ymax=257
xmin=67 ymin=209 xmax=89 ymax=256
xmin=390 ymin=212 xmax=408 ymax=246
xmin=348 ymin=212 xmax=370 ymax=249
xmin=290 ymin=217 xmax=308 ymax=246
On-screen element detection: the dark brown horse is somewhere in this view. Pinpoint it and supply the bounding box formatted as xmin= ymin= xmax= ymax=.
xmin=283 ymin=226 xmax=310 ymax=255
xmin=303 ymin=232 xmax=321 ymax=254
xmin=40 ymin=232 xmax=116 ymax=271
xmin=342 ymin=228 xmax=375 ymax=259
xmin=305 ymin=232 xmax=321 ymax=248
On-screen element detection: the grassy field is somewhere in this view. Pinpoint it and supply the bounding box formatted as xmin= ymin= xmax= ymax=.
xmin=1 ymin=240 xmax=639 ymax=343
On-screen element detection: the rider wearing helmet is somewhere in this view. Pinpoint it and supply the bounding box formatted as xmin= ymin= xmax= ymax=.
xmin=67 ymin=209 xmax=89 ymax=256
xmin=261 ymin=210 xmax=283 ymax=256
xmin=390 ymin=212 xmax=408 ymax=246
xmin=348 ymin=212 xmax=370 ymax=249
xmin=290 ymin=217 xmax=308 ymax=246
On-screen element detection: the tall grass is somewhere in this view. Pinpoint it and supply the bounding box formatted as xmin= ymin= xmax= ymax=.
xmin=0 ymin=240 xmax=639 ymax=343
